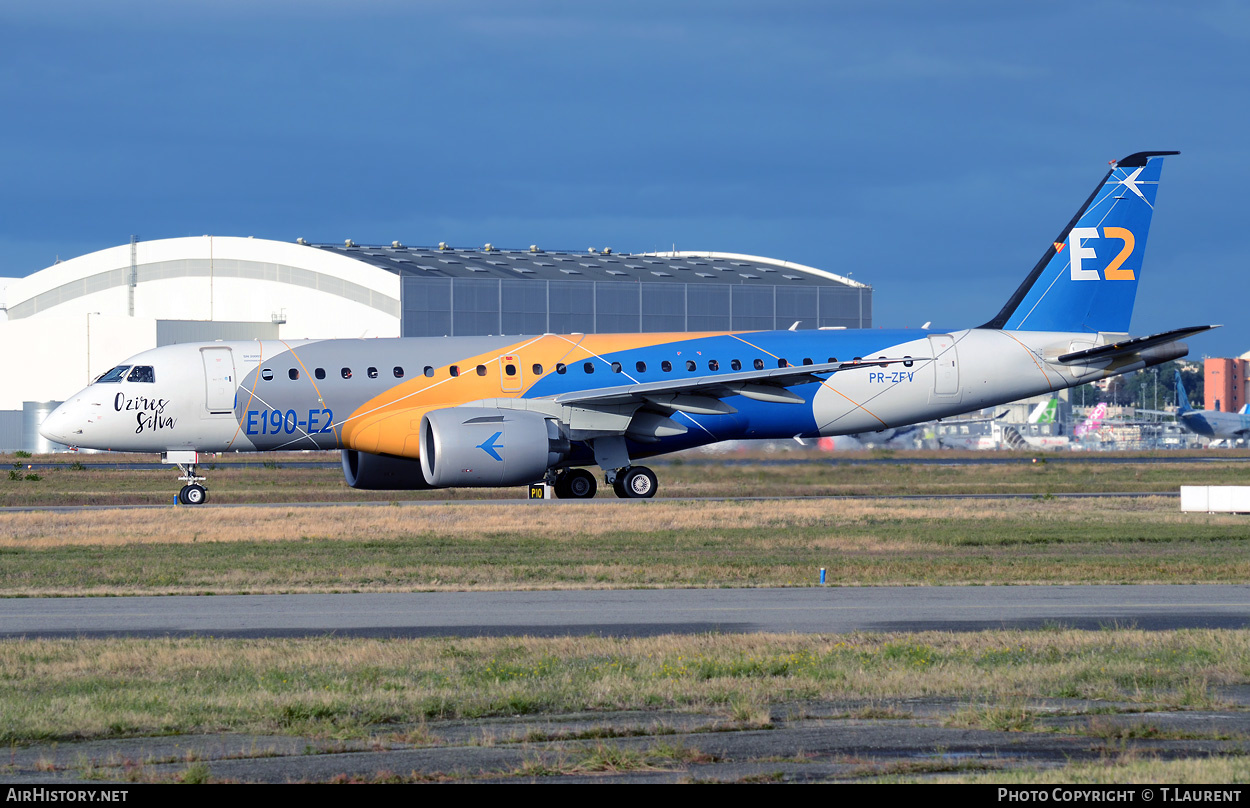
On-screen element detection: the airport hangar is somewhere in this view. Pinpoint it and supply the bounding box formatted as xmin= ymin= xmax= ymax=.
xmin=0 ymin=236 xmax=872 ymax=452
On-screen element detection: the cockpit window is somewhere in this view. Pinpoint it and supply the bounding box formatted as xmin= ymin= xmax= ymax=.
xmin=96 ymin=365 xmax=131 ymax=384
xmin=126 ymin=366 xmax=156 ymax=383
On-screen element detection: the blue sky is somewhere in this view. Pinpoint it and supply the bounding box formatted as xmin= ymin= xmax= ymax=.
xmin=2 ymin=1 xmax=1247 ymax=355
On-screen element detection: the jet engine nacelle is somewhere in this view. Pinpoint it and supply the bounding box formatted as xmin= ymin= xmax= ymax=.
xmin=341 ymin=449 xmax=434 ymax=490
xmin=420 ymin=407 xmax=568 ymax=488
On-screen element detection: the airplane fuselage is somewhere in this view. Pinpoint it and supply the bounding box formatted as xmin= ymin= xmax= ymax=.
xmin=41 ymin=326 xmax=1182 ymax=462
xmin=1179 ymin=410 xmax=1250 ymax=442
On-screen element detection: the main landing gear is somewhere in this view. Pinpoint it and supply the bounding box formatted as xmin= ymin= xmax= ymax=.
xmin=611 ymin=465 xmax=657 ymax=499
xmin=163 ymin=451 xmax=208 ymax=505
xmin=551 ymin=465 xmax=658 ymax=499
xmin=586 ymin=436 xmax=660 ymax=499
xmin=553 ymin=468 xmax=597 ymax=499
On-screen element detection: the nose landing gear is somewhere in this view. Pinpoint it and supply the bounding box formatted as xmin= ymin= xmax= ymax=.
xmin=163 ymin=451 xmax=209 ymax=505
xmin=179 ymin=480 xmax=207 ymax=505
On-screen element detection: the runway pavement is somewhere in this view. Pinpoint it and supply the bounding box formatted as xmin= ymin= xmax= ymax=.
xmin=2 ymin=585 xmax=1246 ymax=639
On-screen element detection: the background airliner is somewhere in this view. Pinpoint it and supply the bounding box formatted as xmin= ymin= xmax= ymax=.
xmin=41 ymin=152 xmax=1214 ymax=503
xmin=1168 ymin=370 xmax=1250 ymax=444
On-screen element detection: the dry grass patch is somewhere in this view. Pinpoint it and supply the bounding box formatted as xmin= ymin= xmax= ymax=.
xmin=1 ymin=629 xmax=1246 ymax=744
xmin=0 ymin=496 xmax=1218 ymax=549
xmin=947 ymin=755 xmax=1250 ymax=784
xmin=1 ymin=494 xmax=1248 ymax=594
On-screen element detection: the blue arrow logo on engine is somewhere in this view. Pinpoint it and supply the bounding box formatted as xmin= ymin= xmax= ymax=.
xmin=477 ymin=431 xmax=504 ymax=461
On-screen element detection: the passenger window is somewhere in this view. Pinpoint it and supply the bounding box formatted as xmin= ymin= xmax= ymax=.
xmin=289 ymin=368 xmax=299 ymax=380
xmin=753 ymin=359 xmax=764 ymax=370
xmin=341 ymin=368 xmax=352 ymax=379
xmin=505 ymin=364 xmax=517 ymax=377
xmin=708 ymin=360 xmax=719 ymax=371
xmin=778 ymin=359 xmax=788 ymax=368
xmin=556 ymin=363 xmax=567 ymax=374
xmin=611 ymin=362 xmax=622 ymax=373
xmin=685 ymin=360 xmax=696 ymax=372
xmin=828 ymin=357 xmax=838 ymax=364
xmin=636 ymin=361 xmax=646 ymax=373
xmin=315 ymin=368 xmax=326 ymax=380
xmin=476 ymin=365 xmax=487 ymax=376
xmin=127 ymin=366 xmax=155 ymax=383
xmin=367 ymin=367 xmax=378 ymax=379
xmin=450 ymin=366 xmax=460 ymax=377
xmin=261 ymin=369 xmax=273 ymax=381
xmin=731 ymin=359 xmax=741 ymax=371
xmin=661 ymin=360 xmax=672 ymax=372
xmin=96 ymin=365 xmax=131 ymax=384
xmin=532 ymin=364 xmax=544 ymax=375
xmin=583 ymin=362 xmax=595 ymax=373
xmin=395 ymin=367 xmax=406 ymax=378
xmin=423 ymin=366 xmax=433 ymax=377
xmin=802 ymin=358 xmax=813 ymax=365
xmin=903 ymin=356 xmax=913 ymax=368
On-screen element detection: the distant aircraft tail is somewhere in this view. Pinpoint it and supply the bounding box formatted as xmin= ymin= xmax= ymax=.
xmin=1075 ymin=402 xmax=1108 ymax=438
xmin=1175 ymin=370 xmax=1193 ymax=414
xmin=981 ymin=151 xmax=1177 ymax=334
xmin=1027 ymin=397 xmax=1059 ymax=424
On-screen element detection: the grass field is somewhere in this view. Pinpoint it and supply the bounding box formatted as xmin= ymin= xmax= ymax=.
xmin=3 ymin=448 xmax=1250 ymax=506
xmin=3 ymin=449 xmax=1250 ymax=595
xmin=4 ymin=450 xmax=1248 ymax=781
xmin=2 ymin=629 xmax=1242 ymax=744
xmin=1 ymin=495 xmax=1248 ymax=594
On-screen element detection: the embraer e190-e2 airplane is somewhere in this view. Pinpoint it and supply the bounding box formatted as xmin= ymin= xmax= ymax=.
xmin=41 ymin=152 xmax=1214 ymax=503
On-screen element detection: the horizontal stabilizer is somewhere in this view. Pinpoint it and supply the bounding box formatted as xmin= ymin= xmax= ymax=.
xmin=1055 ymin=325 xmax=1218 ymax=365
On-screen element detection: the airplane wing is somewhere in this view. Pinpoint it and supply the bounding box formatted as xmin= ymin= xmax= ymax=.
xmin=1055 ymin=325 xmax=1219 ymax=365
xmin=540 ymin=357 xmax=926 ymax=411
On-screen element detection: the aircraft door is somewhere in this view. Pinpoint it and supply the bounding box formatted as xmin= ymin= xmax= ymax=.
xmin=501 ymin=354 xmax=522 ymax=393
xmin=927 ymin=335 xmax=961 ymax=399
xmin=201 ymin=347 xmax=237 ymax=414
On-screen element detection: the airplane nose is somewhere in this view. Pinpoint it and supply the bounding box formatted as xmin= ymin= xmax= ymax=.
xmin=38 ymin=402 xmax=73 ymax=444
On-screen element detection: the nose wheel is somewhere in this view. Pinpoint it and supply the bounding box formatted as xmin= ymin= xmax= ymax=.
xmin=163 ymin=452 xmax=209 ymax=506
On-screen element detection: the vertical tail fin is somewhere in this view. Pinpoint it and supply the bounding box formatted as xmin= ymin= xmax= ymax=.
xmin=1175 ymin=370 xmax=1193 ymax=414
xmin=1027 ymin=397 xmax=1059 ymax=424
xmin=981 ymin=151 xmax=1177 ymax=333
